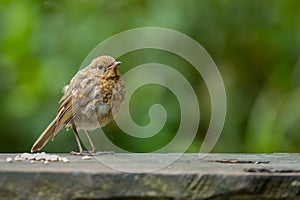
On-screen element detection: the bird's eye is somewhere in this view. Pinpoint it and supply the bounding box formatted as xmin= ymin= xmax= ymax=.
xmin=97 ymin=65 xmax=104 ymax=70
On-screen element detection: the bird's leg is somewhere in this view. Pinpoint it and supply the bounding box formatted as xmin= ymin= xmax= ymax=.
xmin=70 ymin=123 xmax=84 ymax=155
xmin=84 ymin=130 xmax=97 ymax=153
xmin=84 ymin=130 xmax=114 ymax=156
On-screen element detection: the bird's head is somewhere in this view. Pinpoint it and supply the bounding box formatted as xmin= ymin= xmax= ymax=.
xmin=90 ymin=55 xmax=121 ymax=78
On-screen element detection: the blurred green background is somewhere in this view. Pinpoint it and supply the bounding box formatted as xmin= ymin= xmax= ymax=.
xmin=0 ymin=0 xmax=299 ymax=153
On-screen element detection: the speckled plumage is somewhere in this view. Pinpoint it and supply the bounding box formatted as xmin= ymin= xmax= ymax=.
xmin=31 ymin=56 xmax=125 ymax=153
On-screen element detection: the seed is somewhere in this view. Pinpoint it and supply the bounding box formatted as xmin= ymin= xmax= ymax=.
xmin=20 ymin=153 xmax=31 ymax=160
xmin=82 ymin=156 xmax=92 ymax=160
xmin=62 ymin=157 xmax=69 ymax=163
xmin=46 ymin=155 xmax=59 ymax=162
xmin=14 ymin=156 xmax=23 ymax=161
xmin=35 ymin=155 xmax=46 ymax=161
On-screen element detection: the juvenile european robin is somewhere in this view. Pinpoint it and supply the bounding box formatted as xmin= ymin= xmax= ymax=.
xmin=31 ymin=55 xmax=125 ymax=154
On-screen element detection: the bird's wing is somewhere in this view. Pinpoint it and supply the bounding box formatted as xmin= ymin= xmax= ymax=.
xmin=52 ymin=78 xmax=97 ymax=139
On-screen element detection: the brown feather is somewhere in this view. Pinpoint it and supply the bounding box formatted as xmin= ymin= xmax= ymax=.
xmin=31 ymin=116 xmax=63 ymax=152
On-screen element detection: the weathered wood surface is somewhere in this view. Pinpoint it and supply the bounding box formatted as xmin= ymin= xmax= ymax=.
xmin=1 ymin=153 xmax=300 ymax=200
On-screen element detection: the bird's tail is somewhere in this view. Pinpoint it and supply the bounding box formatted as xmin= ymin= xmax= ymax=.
xmin=31 ymin=118 xmax=62 ymax=152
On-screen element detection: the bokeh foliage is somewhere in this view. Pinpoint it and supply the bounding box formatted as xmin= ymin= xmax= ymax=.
xmin=0 ymin=0 xmax=299 ymax=153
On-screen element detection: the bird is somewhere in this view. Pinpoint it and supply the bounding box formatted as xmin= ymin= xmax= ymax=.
xmin=31 ymin=55 xmax=125 ymax=154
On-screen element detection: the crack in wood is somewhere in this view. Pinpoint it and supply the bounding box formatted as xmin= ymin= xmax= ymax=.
xmin=210 ymin=159 xmax=270 ymax=164
xmin=244 ymin=168 xmax=300 ymax=173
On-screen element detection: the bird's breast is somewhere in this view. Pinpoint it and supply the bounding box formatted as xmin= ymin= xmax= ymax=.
xmin=72 ymin=76 xmax=125 ymax=130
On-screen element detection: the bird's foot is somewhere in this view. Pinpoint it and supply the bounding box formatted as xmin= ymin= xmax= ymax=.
xmin=91 ymin=150 xmax=114 ymax=156
xmin=70 ymin=151 xmax=91 ymax=156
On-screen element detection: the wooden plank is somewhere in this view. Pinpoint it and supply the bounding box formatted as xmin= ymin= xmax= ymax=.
xmin=0 ymin=153 xmax=300 ymax=199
